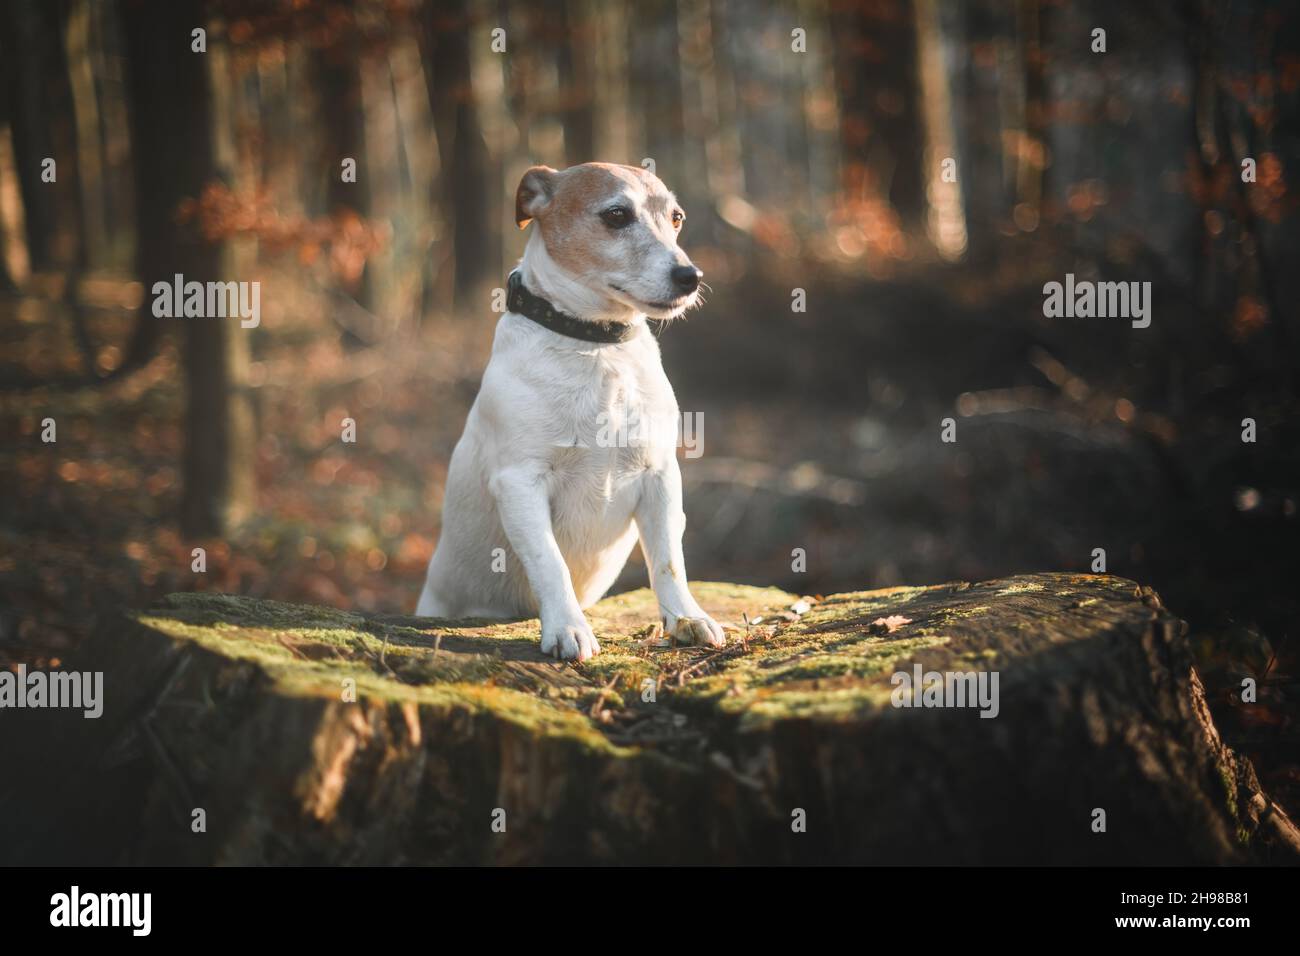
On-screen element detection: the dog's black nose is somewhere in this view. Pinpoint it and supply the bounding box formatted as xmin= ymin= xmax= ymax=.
xmin=670 ymin=265 xmax=702 ymax=294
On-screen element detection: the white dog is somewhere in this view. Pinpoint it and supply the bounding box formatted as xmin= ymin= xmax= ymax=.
xmin=416 ymin=162 xmax=725 ymax=661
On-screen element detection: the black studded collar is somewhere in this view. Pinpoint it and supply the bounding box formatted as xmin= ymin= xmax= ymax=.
xmin=506 ymin=271 xmax=650 ymax=344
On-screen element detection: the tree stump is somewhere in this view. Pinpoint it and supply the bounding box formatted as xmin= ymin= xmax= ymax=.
xmin=2 ymin=573 xmax=1295 ymax=864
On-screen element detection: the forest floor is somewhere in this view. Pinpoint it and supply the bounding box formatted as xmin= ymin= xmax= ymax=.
xmin=2 ymin=247 xmax=1297 ymax=832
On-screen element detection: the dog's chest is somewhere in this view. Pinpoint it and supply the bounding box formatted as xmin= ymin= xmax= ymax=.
xmin=518 ymin=347 xmax=670 ymax=595
xmin=563 ymin=349 xmax=674 ymax=457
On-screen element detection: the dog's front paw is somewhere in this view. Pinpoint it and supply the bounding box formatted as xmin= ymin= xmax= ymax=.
xmin=665 ymin=612 xmax=725 ymax=648
xmin=540 ymin=613 xmax=601 ymax=661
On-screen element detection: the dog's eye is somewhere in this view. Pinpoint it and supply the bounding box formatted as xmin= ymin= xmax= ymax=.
xmin=600 ymin=207 xmax=633 ymax=229
xmin=671 ymin=210 xmax=684 ymax=228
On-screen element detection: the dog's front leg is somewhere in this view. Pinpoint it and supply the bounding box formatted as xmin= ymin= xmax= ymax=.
xmin=490 ymin=466 xmax=600 ymax=661
xmin=635 ymin=460 xmax=725 ymax=648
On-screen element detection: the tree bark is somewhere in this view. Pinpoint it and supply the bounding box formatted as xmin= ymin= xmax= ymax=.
xmin=556 ymin=0 xmax=596 ymax=166
xmin=1 ymin=0 xmax=80 ymax=273
xmin=2 ymin=574 xmax=1295 ymax=865
xmin=831 ymin=0 xmax=927 ymax=230
xmin=120 ymin=0 xmax=239 ymax=537
xmin=628 ymin=0 xmax=685 ymax=188
xmin=418 ymin=0 xmax=496 ymax=314
xmin=949 ymin=0 xmax=1010 ymax=265
xmin=0 ymin=23 xmax=21 ymax=293
xmin=311 ymin=10 xmax=370 ymax=230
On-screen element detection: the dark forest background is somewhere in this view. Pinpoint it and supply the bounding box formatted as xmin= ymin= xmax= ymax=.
xmin=1 ymin=0 xmax=1298 ymax=810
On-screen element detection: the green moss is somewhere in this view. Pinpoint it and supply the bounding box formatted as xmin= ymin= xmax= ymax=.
xmin=131 ymin=573 xmax=1143 ymax=748
xmin=674 ymin=612 xmax=951 ymax=727
xmin=134 ymin=583 xmax=806 ymax=751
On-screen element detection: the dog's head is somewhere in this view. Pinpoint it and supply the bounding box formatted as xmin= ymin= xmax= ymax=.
xmin=515 ymin=162 xmax=702 ymax=319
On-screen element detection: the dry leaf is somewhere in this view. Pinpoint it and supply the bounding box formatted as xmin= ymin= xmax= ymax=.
xmin=869 ymin=615 xmax=912 ymax=634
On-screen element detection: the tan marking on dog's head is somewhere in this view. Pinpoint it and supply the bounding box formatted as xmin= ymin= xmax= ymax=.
xmin=514 ymin=162 xmax=698 ymax=316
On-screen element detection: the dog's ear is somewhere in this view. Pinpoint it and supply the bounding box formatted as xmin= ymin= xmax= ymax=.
xmin=515 ymin=166 xmax=558 ymax=229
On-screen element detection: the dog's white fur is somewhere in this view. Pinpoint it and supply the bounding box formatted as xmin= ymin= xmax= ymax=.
xmin=416 ymin=162 xmax=723 ymax=660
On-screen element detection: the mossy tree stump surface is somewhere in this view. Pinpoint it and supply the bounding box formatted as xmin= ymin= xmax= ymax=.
xmin=3 ymin=573 xmax=1295 ymax=864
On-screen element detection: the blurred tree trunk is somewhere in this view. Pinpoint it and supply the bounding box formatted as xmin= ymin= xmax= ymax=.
xmin=64 ymin=0 xmax=108 ymax=272
xmin=418 ymin=0 xmax=496 ymax=313
xmin=1015 ymin=0 xmax=1045 ymax=227
xmin=705 ymin=0 xmax=745 ymax=201
xmin=725 ymin=1 xmax=801 ymax=207
xmin=950 ymin=0 xmax=1009 ymax=264
xmin=628 ymin=0 xmax=685 ymax=188
xmin=1186 ymin=0 xmax=1295 ymax=372
xmin=312 ymin=20 xmax=370 ymax=222
xmin=831 ymin=0 xmax=926 ymax=229
xmin=915 ymin=0 xmax=967 ymax=259
xmin=207 ymin=24 xmax=260 ymax=534
xmin=590 ymin=0 xmax=631 ymax=163
xmin=89 ymin=0 xmax=135 ymax=269
xmin=358 ymin=47 xmax=404 ymax=338
xmin=0 ymin=39 xmax=20 ymax=293
xmin=312 ymin=18 xmax=374 ymax=318
xmin=1 ymin=0 xmax=80 ymax=272
xmin=496 ymin=0 xmax=533 ymax=283
xmin=675 ymin=0 xmax=713 ymax=220
xmin=121 ymin=0 xmax=249 ymax=538
xmin=556 ymin=0 xmax=596 ymax=165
